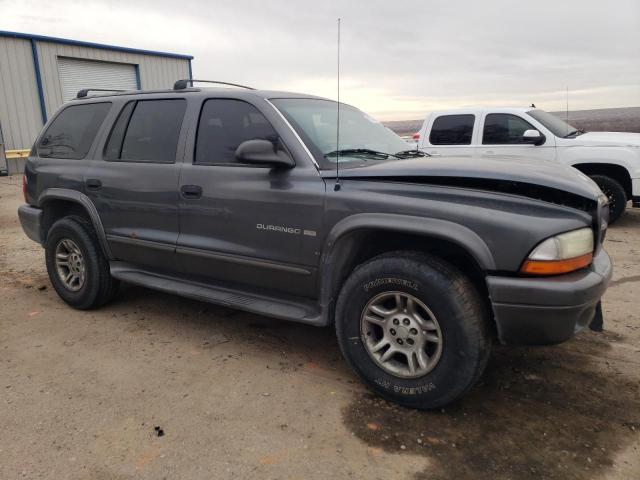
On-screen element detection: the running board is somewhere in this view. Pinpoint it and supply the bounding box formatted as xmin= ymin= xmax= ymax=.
xmin=110 ymin=262 xmax=324 ymax=326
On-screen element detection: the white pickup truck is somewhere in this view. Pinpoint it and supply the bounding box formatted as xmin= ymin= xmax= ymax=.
xmin=414 ymin=107 xmax=640 ymax=222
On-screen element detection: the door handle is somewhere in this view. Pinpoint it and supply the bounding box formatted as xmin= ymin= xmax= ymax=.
xmin=180 ymin=184 xmax=203 ymax=199
xmin=85 ymin=179 xmax=102 ymax=191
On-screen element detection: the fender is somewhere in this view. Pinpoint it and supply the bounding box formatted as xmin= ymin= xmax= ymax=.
xmin=318 ymin=213 xmax=496 ymax=312
xmin=569 ymin=157 xmax=635 ymax=173
xmin=38 ymin=188 xmax=113 ymax=260
xmin=562 ymin=147 xmax=638 ymax=178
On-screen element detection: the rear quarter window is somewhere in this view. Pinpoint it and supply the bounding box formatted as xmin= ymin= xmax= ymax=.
xmin=37 ymin=103 xmax=111 ymax=159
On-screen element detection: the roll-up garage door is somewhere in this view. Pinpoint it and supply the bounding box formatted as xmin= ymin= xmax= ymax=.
xmin=58 ymin=57 xmax=138 ymax=101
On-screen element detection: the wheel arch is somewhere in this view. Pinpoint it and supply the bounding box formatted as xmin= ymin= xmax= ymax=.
xmin=318 ymin=213 xmax=496 ymax=324
xmin=571 ymin=162 xmax=632 ymax=199
xmin=38 ymin=188 xmax=113 ymax=259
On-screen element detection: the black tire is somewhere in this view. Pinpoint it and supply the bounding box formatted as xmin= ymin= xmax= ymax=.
xmin=590 ymin=174 xmax=627 ymax=224
xmin=335 ymin=251 xmax=491 ymax=409
xmin=45 ymin=216 xmax=119 ymax=309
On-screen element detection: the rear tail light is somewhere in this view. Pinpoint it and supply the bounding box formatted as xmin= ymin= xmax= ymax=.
xmin=22 ymin=174 xmax=27 ymax=202
xmin=412 ymin=132 xmax=420 ymax=140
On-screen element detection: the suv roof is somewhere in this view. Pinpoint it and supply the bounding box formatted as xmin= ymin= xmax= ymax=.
xmin=73 ymin=86 xmax=328 ymax=102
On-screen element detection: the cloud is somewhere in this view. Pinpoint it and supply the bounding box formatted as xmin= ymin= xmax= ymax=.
xmin=1 ymin=0 xmax=638 ymax=119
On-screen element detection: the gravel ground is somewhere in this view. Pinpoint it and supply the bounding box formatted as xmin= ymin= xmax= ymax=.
xmin=1 ymin=174 xmax=639 ymax=480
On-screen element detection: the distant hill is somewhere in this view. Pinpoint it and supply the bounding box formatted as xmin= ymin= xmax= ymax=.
xmin=551 ymin=107 xmax=640 ymax=133
xmin=383 ymin=106 xmax=640 ymax=136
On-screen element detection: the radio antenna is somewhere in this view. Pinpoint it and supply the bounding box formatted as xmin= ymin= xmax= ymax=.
xmin=334 ymin=18 xmax=341 ymax=191
xmin=566 ymin=85 xmax=569 ymax=135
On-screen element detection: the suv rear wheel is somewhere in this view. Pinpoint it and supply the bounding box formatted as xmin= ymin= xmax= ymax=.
xmin=590 ymin=174 xmax=627 ymax=224
xmin=335 ymin=252 xmax=490 ymax=409
xmin=45 ymin=216 xmax=118 ymax=309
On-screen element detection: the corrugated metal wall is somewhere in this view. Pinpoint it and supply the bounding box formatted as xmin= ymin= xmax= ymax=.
xmin=0 ymin=35 xmax=191 ymax=151
xmin=0 ymin=36 xmax=44 ymax=151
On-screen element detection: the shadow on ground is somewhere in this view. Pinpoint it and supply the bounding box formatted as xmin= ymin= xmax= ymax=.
xmin=111 ymin=284 xmax=350 ymax=376
xmin=343 ymin=332 xmax=640 ymax=480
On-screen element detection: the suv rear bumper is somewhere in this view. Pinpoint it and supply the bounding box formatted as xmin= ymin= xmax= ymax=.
xmin=487 ymin=249 xmax=612 ymax=345
xmin=18 ymin=204 xmax=43 ymax=244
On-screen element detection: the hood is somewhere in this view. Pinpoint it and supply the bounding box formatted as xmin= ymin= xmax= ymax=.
xmin=573 ymin=131 xmax=640 ymax=147
xmin=323 ymin=156 xmax=602 ymax=201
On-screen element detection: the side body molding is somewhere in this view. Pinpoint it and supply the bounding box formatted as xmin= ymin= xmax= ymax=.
xmin=318 ymin=213 xmax=496 ymax=317
xmin=38 ymin=188 xmax=114 ymax=260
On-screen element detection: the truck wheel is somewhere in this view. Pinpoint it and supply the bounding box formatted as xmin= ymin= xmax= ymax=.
xmin=590 ymin=174 xmax=627 ymax=224
xmin=335 ymin=251 xmax=491 ymax=409
xmin=45 ymin=216 xmax=119 ymax=310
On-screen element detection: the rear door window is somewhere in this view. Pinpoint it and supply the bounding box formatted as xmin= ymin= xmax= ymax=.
xmin=195 ymin=99 xmax=278 ymax=165
xmin=105 ymin=99 xmax=186 ymax=163
xmin=482 ymin=114 xmax=536 ymax=144
xmin=429 ymin=114 xmax=475 ymax=145
xmin=37 ymin=102 xmax=111 ymax=159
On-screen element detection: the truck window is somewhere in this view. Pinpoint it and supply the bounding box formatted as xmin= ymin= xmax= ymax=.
xmin=195 ymin=99 xmax=278 ymax=165
xmin=105 ymin=99 xmax=186 ymax=163
xmin=482 ymin=114 xmax=536 ymax=144
xmin=429 ymin=115 xmax=475 ymax=145
xmin=37 ymin=103 xmax=111 ymax=159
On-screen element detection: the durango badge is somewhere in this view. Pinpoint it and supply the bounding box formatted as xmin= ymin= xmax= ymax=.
xmin=257 ymin=223 xmax=301 ymax=235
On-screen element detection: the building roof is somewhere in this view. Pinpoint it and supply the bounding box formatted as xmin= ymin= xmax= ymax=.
xmin=0 ymin=30 xmax=193 ymax=60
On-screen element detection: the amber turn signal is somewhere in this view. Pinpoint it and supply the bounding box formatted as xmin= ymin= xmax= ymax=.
xmin=521 ymin=252 xmax=593 ymax=275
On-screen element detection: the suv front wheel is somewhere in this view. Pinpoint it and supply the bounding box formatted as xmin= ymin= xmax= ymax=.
xmin=45 ymin=216 xmax=119 ymax=309
xmin=335 ymin=252 xmax=490 ymax=409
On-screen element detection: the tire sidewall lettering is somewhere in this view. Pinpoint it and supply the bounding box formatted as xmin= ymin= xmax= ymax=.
xmin=364 ymin=277 xmax=418 ymax=292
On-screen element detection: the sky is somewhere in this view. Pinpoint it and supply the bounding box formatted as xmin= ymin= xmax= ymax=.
xmin=1 ymin=0 xmax=639 ymax=120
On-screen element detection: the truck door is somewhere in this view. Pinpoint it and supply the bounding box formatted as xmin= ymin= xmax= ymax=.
xmin=84 ymin=98 xmax=187 ymax=269
xmin=176 ymin=97 xmax=326 ymax=298
xmin=420 ymin=114 xmax=477 ymax=157
xmin=476 ymin=113 xmax=556 ymax=161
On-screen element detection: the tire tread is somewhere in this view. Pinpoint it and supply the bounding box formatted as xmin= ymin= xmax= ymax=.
xmin=335 ymin=250 xmax=491 ymax=409
xmin=45 ymin=216 xmax=118 ymax=310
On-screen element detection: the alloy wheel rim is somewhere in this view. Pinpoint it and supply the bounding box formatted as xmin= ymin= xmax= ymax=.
xmin=54 ymin=238 xmax=86 ymax=292
xmin=360 ymin=291 xmax=443 ymax=379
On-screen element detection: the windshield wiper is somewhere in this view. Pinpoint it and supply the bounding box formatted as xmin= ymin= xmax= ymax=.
xmin=395 ymin=149 xmax=429 ymax=158
xmin=324 ymin=148 xmax=397 ymax=159
xmin=563 ymin=129 xmax=585 ymax=138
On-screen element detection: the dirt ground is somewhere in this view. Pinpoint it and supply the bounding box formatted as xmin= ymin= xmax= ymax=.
xmin=1 ymin=174 xmax=639 ymax=480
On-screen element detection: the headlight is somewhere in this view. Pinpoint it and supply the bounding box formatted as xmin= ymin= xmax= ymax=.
xmin=521 ymin=228 xmax=594 ymax=275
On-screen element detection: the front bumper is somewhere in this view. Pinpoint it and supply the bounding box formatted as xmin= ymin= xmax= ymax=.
xmin=487 ymin=249 xmax=612 ymax=345
xmin=18 ymin=204 xmax=43 ymax=244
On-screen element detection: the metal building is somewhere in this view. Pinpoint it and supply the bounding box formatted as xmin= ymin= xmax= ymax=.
xmin=0 ymin=30 xmax=193 ymax=173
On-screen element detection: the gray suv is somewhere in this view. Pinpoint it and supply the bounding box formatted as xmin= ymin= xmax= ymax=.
xmin=18 ymin=80 xmax=612 ymax=409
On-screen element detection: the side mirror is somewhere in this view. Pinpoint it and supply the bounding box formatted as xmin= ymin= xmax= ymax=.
xmin=235 ymin=139 xmax=294 ymax=168
xmin=523 ymin=129 xmax=546 ymax=146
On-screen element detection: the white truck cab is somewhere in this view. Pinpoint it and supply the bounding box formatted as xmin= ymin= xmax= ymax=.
xmin=415 ymin=107 xmax=640 ymax=222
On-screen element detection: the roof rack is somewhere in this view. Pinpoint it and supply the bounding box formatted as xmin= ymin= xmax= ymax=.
xmin=77 ymin=88 xmax=127 ymax=98
xmin=173 ymin=79 xmax=255 ymax=91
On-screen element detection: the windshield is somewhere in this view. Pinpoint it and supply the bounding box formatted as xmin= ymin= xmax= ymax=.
xmin=271 ymin=98 xmax=410 ymax=169
xmin=527 ymin=109 xmax=580 ymax=137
